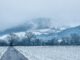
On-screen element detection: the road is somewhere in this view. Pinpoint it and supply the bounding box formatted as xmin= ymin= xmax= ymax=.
xmin=0 ymin=47 xmax=28 ymax=60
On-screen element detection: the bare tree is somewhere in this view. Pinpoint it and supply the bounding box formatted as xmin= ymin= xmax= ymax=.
xmin=7 ymin=33 xmax=19 ymax=46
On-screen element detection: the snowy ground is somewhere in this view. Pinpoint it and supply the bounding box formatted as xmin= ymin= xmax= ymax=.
xmin=0 ymin=46 xmax=80 ymax=60
xmin=0 ymin=47 xmax=28 ymax=60
xmin=15 ymin=46 xmax=80 ymax=60
xmin=0 ymin=47 xmax=8 ymax=59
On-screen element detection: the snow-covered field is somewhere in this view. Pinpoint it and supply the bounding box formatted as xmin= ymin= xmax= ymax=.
xmin=0 ymin=47 xmax=8 ymax=59
xmin=15 ymin=46 xmax=80 ymax=60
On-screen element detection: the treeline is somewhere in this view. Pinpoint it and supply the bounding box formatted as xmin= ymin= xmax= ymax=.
xmin=0 ymin=32 xmax=80 ymax=46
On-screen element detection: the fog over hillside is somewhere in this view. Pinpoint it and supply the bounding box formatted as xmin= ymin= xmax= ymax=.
xmin=0 ymin=0 xmax=80 ymax=31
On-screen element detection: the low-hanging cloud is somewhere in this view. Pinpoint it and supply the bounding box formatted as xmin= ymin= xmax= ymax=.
xmin=0 ymin=0 xmax=80 ymax=31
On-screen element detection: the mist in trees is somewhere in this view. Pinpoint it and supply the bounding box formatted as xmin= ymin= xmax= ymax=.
xmin=0 ymin=32 xmax=80 ymax=46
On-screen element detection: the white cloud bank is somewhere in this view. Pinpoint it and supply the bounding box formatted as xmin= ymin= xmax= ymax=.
xmin=0 ymin=0 xmax=80 ymax=30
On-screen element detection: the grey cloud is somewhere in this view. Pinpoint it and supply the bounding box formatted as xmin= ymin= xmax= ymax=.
xmin=0 ymin=0 xmax=80 ymax=30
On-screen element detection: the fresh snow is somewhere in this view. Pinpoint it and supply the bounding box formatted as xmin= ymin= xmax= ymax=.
xmin=0 ymin=35 xmax=9 ymax=43
xmin=14 ymin=32 xmax=26 ymax=40
xmin=0 ymin=35 xmax=8 ymax=40
xmin=15 ymin=46 xmax=80 ymax=60
xmin=0 ymin=47 xmax=28 ymax=60
xmin=0 ymin=28 xmax=67 ymax=42
xmin=0 ymin=47 xmax=8 ymax=59
xmin=0 ymin=29 xmax=53 ymax=40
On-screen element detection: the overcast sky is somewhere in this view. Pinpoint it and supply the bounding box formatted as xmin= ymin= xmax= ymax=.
xmin=0 ymin=0 xmax=80 ymax=31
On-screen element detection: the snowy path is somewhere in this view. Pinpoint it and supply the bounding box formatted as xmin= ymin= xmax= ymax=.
xmin=0 ymin=47 xmax=28 ymax=60
xmin=0 ymin=47 xmax=8 ymax=59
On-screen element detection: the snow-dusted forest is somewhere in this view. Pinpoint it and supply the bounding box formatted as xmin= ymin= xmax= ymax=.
xmin=0 ymin=25 xmax=80 ymax=46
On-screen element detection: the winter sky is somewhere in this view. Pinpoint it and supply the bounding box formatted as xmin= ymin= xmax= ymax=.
xmin=0 ymin=0 xmax=80 ymax=30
